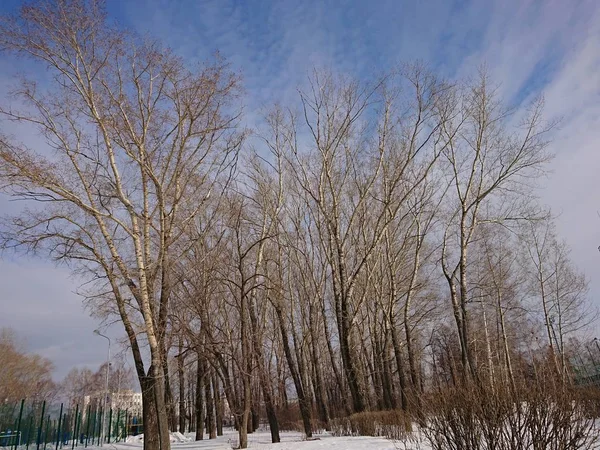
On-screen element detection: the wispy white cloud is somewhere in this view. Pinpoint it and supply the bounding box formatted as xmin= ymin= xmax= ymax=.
xmin=1 ymin=0 xmax=599 ymax=378
xmin=123 ymin=0 xmax=600 ymax=320
xmin=456 ymin=0 xmax=600 ymax=307
xmin=537 ymin=7 xmax=600 ymax=302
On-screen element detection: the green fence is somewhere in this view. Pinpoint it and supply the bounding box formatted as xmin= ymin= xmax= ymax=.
xmin=0 ymin=400 xmax=142 ymax=448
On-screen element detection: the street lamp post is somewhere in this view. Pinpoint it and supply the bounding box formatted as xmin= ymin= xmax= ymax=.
xmin=94 ymin=330 xmax=111 ymax=446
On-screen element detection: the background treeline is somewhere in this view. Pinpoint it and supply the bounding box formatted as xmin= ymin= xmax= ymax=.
xmin=0 ymin=327 xmax=133 ymax=406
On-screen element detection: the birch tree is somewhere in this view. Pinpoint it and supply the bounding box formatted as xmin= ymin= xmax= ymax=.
xmin=0 ymin=2 xmax=242 ymax=450
xmin=440 ymin=71 xmax=552 ymax=382
xmin=524 ymin=220 xmax=594 ymax=382
xmin=286 ymin=66 xmax=455 ymax=413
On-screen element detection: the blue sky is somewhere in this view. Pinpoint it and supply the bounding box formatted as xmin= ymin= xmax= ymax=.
xmin=0 ymin=0 xmax=599 ymax=379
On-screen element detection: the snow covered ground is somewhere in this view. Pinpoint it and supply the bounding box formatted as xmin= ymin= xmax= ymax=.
xmin=107 ymin=429 xmax=425 ymax=449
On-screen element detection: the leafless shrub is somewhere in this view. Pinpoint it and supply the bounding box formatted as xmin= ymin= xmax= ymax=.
xmin=276 ymin=404 xmax=302 ymax=432
xmin=421 ymin=381 xmax=600 ymax=450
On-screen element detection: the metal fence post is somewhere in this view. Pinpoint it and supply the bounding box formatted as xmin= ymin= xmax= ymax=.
xmin=36 ymin=401 xmax=46 ymax=450
xmin=26 ymin=415 xmax=34 ymax=450
xmin=106 ymin=409 xmax=112 ymax=444
xmin=96 ymin=407 xmax=102 ymax=446
xmin=84 ymin=406 xmax=91 ymax=448
xmin=55 ymin=403 xmax=63 ymax=450
xmin=13 ymin=399 xmax=24 ymax=450
xmin=43 ymin=416 xmax=50 ymax=450
xmin=71 ymin=405 xmax=79 ymax=450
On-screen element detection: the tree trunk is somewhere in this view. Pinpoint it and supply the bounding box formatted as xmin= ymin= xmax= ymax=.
xmin=497 ymin=292 xmax=516 ymax=394
xmin=212 ymin=374 xmax=223 ymax=436
xmin=320 ymin=296 xmax=349 ymax=415
xmin=404 ymin=224 xmax=423 ymax=403
xmin=274 ymin=304 xmax=313 ymax=437
xmin=216 ymin=354 xmax=238 ymax=432
xmin=378 ymin=335 xmax=395 ymax=410
xmin=238 ymin=396 xmax=249 ymax=449
xmin=481 ymin=300 xmax=494 ymax=388
xmin=390 ymin=324 xmax=408 ymax=410
xmin=459 ymin=225 xmax=478 ymax=381
xmin=204 ymin=363 xmax=216 ymax=439
xmin=367 ymin=335 xmax=384 ymax=410
xmin=251 ymin=404 xmax=260 ymax=432
xmin=309 ymin=317 xmax=329 ymax=430
xmin=140 ymin=376 xmax=160 ymax=450
xmin=163 ymin=363 xmax=177 ymax=432
xmin=238 ymin=361 xmax=252 ymax=447
xmin=116 ymin=289 xmax=169 ymax=450
xmin=140 ymin=362 xmax=170 ymax=450
xmin=177 ymin=339 xmax=186 ymax=433
xmin=248 ymin=296 xmax=280 ymax=443
xmin=188 ymin=370 xmax=195 ymax=432
xmin=194 ymin=359 xmax=204 ymax=440
xmin=338 ymin=292 xmax=365 ymax=413
xmin=238 ymin=286 xmax=252 ymax=449
xmin=383 ymin=350 xmax=398 ymax=405
xmin=448 ymin=277 xmax=470 ymax=383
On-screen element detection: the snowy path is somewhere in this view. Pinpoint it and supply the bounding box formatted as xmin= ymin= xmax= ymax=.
xmin=94 ymin=429 xmax=413 ymax=450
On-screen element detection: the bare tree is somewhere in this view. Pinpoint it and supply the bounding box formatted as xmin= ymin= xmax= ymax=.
xmin=440 ymin=70 xmax=553 ymax=382
xmin=1 ymin=3 xmax=594 ymax=439
xmin=523 ymin=219 xmax=595 ymax=382
xmin=0 ymin=2 xmax=242 ymax=450
xmin=282 ymin=66 xmax=455 ymax=413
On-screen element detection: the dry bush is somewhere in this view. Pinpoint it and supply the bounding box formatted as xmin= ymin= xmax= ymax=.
xmin=277 ymin=404 xmax=302 ymax=432
xmin=421 ymin=381 xmax=600 ymax=450
xmin=330 ymin=410 xmax=412 ymax=440
xmin=277 ymin=404 xmax=330 ymax=434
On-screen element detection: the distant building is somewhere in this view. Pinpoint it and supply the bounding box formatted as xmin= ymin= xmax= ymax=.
xmin=83 ymin=390 xmax=143 ymax=421
xmin=109 ymin=391 xmax=143 ymax=415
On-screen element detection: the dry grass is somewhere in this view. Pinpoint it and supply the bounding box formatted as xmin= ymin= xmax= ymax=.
xmin=330 ymin=410 xmax=412 ymax=440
